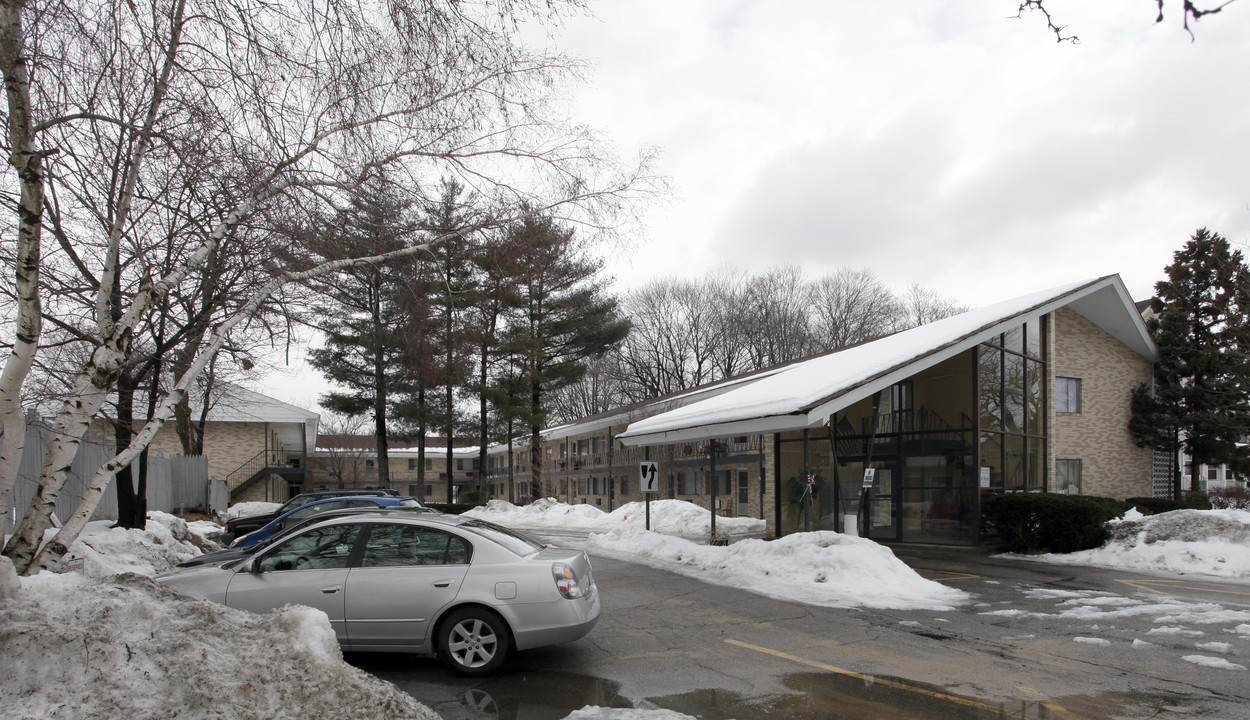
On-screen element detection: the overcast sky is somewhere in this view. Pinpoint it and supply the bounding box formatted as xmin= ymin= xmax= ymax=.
xmin=551 ymin=0 xmax=1250 ymax=307
xmin=265 ymin=1 xmax=1250 ymax=411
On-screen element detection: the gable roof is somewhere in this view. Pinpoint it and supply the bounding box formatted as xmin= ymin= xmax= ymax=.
xmin=617 ymin=275 xmax=1156 ymax=446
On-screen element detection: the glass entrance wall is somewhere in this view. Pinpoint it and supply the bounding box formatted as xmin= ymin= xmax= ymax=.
xmin=978 ymin=318 xmax=1048 ymax=496
xmin=776 ymin=351 xmax=979 ymax=545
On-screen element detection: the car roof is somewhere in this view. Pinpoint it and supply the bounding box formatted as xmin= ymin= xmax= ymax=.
xmin=274 ymin=496 xmax=417 ymax=520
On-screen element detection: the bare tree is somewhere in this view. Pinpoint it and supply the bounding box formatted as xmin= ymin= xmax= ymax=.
xmin=1017 ymin=0 xmax=1237 ymax=42
xmin=809 ymin=267 xmax=903 ymax=350
xmin=0 ymin=0 xmax=656 ymax=575
xmin=900 ymin=283 xmax=969 ymax=329
xmin=741 ymin=265 xmax=816 ymax=368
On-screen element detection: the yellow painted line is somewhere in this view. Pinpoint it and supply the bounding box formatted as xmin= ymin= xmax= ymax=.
xmin=916 ymin=570 xmax=981 ymax=581
xmin=1117 ymin=579 xmax=1250 ymax=597
xmin=725 ymin=638 xmax=1075 ymax=720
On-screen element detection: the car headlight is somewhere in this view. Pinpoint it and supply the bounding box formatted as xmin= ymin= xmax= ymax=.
xmin=552 ymin=563 xmax=587 ymax=599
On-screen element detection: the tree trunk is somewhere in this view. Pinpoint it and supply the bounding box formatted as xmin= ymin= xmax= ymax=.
xmin=0 ymin=0 xmax=45 ymax=516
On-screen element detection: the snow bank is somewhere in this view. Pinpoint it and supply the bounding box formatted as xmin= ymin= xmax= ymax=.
xmin=586 ymin=525 xmax=969 ymax=610
xmin=466 ymin=497 xmax=766 ymax=542
xmin=0 ymin=559 xmax=437 ymax=720
xmin=60 ymin=511 xmax=215 ymax=577
xmin=1032 ymin=509 xmax=1250 ymax=578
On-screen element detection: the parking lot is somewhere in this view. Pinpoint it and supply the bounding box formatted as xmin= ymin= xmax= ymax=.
xmin=352 ymin=544 xmax=1250 ymax=720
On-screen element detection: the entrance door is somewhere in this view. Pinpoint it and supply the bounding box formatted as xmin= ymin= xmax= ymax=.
xmin=736 ymin=469 xmax=750 ymax=517
xmin=866 ymin=466 xmax=900 ymax=541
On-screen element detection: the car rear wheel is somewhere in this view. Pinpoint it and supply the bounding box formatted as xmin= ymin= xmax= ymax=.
xmin=438 ymin=607 xmax=511 ymax=676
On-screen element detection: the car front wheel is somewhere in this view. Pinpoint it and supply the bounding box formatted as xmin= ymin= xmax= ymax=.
xmin=438 ymin=608 xmax=511 ymax=676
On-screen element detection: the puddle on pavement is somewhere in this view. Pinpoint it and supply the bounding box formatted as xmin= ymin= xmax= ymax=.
xmin=649 ymin=673 xmax=1167 ymax=720
xmin=352 ymin=655 xmax=1169 ymax=720
xmin=349 ymin=655 xmax=635 ymax=720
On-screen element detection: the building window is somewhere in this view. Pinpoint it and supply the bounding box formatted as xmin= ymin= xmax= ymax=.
xmin=1055 ymin=459 xmax=1082 ymax=494
xmin=592 ymin=476 xmax=606 ymax=495
xmin=1055 ymin=377 xmax=1081 ymax=413
xmin=425 ymin=458 xmax=433 ymax=471
xmin=592 ymin=436 xmax=605 ymax=454
xmin=408 ymin=459 xmax=417 ymax=470
xmin=407 ymin=484 xmax=418 ymax=496
xmin=732 ymin=436 xmax=749 ymax=452
xmin=577 ymin=477 xmax=590 ymax=495
xmin=678 ymin=471 xmax=699 ymax=495
xmin=365 ymin=459 xmax=375 ymax=468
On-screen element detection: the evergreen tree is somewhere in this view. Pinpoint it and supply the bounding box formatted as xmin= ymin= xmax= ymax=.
xmin=503 ymin=213 xmax=631 ymax=499
xmin=306 ymin=179 xmax=419 ymax=488
xmin=419 ymin=179 xmax=478 ymax=502
xmin=1130 ymin=228 xmax=1250 ymax=495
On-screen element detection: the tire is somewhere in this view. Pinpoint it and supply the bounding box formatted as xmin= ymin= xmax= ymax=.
xmin=437 ymin=607 xmax=511 ymax=676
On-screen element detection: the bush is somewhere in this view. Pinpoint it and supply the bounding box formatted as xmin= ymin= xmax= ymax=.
xmin=1124 ymin=496 xmax=1185 ymax=515
xmin=981 ymin=493 xmax=1125 ymax=554
xmin=1209 ymin=485 xmax=1250 ymax=510
xmin=1183 ymin=491 xmax=1211 ymax=509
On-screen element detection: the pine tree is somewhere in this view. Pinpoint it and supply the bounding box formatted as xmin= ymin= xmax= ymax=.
xmin=306 ymin=179 xmax=420 ymax=488
xmin=503 ymin=213 xmax=631 ymax=499
xmin=1130 ymin=228 xmax=1250 ymax=495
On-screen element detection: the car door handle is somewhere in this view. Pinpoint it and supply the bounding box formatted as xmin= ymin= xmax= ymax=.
xmin=320 ymin=585 xmax=343 ymax=594
xmin=432 ymin=579 xmax=456 ymax=588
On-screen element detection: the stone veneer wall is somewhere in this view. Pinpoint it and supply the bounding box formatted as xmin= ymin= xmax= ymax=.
xmin=1050 ymin=307 xmax=1154 ymax=499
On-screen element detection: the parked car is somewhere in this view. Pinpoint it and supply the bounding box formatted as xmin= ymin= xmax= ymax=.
xmin=178 ymin=505 xmax=439 ymax=569
xmin=229 ymin=496 xmax=420 ymax=548
xmin=220 ymin=488 xmax=400 ymax=543
xmin=157 ymin=512 xmax=600 ymax=675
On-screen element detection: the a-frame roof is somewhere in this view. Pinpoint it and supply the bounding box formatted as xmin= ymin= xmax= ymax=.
xmin=617 ymin=275 xmax=1155 ymax=447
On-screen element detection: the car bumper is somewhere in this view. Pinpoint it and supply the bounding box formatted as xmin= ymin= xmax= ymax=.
xmin=510 ymin=584 xmax=602 ymax=651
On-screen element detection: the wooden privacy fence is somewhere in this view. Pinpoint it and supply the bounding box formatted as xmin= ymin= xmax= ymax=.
xmin=2 ymin=418 xmax=217 ymax=538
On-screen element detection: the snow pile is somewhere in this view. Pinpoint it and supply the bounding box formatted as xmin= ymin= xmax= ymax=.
xmin=469 ymin=498 xmax=966 ymax=610
xmin=586 ymin=524 xmax=968 ymax=610
xmin=1033 ymin=509 xmax=1250 ymax=578
xmin=0 ymin=558 xmax=438 ymax=720
xmin=466 ymin=497 xmax=766 ymax=541
xmin=223 ymin=500 xmax=280 ymax=520
xmin=61 ymin=511 xmax=216 ymax=577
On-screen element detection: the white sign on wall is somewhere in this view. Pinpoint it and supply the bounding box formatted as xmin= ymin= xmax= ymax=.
xmin=639 ymin=461 xmax=660 ymax=493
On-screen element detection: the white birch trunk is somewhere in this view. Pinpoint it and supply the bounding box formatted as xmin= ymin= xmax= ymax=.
xmin=0 ymin=0 xmax=45 ymax=516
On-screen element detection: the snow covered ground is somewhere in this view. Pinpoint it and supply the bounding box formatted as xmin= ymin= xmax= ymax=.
xmin=3 ymin=500 xmax=1249 ymax=719
xmin=466 ymin=499 xmax=968 ymax=610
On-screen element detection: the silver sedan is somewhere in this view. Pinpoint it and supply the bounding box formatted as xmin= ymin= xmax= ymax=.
xmin=157 ymin=511 xmax=600 ymax=675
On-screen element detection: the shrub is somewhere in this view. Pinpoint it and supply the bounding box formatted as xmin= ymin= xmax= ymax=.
xmin=981 ymin=493 xmax=1124 ymax=554
xmin=1183 ymin=491 xmax=1211 ymax=509
xmin=1209 ymin=485 xmax=1250 ymax=510
xmin=1124 ymin=496 xmax=1184 ymax=515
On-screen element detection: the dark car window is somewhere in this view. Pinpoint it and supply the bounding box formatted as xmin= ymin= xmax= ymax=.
xmin=257 ymin=524 xmax=361 ymax=572
xmin=275 ymin=500 xmax=353 ymax=532
xmin=360 ymin=524 xmax=470 ymax=567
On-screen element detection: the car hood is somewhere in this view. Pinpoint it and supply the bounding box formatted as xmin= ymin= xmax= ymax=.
xmin=156 ymin=561 xmax=239 ymax=601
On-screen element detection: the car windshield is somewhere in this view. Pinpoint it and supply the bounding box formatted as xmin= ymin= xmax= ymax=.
xmin=457 ymin=518 xmax=545 ymax=556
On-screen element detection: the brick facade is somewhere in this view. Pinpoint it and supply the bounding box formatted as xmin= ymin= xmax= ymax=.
xmin=1050 ymin=307 xmax=1154 ymax=499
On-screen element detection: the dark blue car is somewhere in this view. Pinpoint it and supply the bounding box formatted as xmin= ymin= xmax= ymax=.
xmin=230 ymin=496 xmax=421 ymax=548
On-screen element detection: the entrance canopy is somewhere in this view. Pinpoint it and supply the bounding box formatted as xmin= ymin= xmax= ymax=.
xmin=617 ymin=275 xmax=1155 ymax=447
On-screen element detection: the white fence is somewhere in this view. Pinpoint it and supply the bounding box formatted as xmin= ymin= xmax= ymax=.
xmin=3 ymin=418 xmax=216 ymax=537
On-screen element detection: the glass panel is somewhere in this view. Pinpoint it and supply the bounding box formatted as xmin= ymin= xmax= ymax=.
xmin=1003 ymin=353 xmax=1025 ymax=434
xmin=259 ymin=524 xmax=362 ymax=572
xmin=1026 ymin=319 xmax=1043 ymax=359
xmin=979 ymin=346 xmax=1002 ymax=431
xmin=1004 ymin=325 xmax=1024 ymax=355
xmin=912 ymin=351 xmax=976 ymax=433
xmin=979 ymin=432 xmax=1003 ymax=493
xmin=1005 ymin=434 xmax=1028 ymax=492
xmin=1025 ymin=437 xmax=1043 ymax=492
xmin=1025 ymin=359 xmax=1044 ymax=436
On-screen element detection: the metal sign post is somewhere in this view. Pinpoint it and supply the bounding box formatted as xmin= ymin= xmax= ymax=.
xmin=639 ymin=461 xmax=659 ymax=530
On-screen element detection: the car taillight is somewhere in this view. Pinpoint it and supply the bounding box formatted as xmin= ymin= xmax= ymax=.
xmin=552 ymin=563 xmax=586 ymax=599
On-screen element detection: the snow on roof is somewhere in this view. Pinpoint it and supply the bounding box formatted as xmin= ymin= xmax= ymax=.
xmin=619 ymin=275 xmax=1155 ymax=446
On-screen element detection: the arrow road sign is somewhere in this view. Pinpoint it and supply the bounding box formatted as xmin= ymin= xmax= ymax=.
xmin=639 ymin=461 xmax=660 ymax=493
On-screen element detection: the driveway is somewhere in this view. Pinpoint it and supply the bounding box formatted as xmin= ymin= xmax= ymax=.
xmin=354 ymin=544 xmax=1250 ymax=720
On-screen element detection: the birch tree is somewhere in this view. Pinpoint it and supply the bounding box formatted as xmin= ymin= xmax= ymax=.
xmin=0 ymin=0 xmax=654 ymax=575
